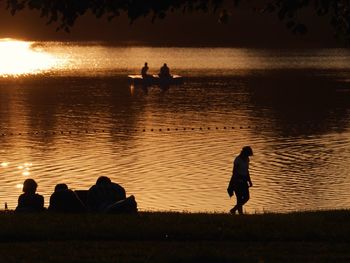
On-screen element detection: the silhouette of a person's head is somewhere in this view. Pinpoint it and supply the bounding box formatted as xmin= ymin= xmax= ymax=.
xmin=145 ymin=62 xmax=148 ymax=66
xmin=23 ymin=179 xmax=38 ymax=194
xmin=54 ymin=183 xmax=68 ymax=192
xmin=164 ymin=63 xmax=167 ymax=67
xmin=96 ymin=176 xmax=112 ymax=185
xmin=241 ymin=146 xmax=253 ymax=157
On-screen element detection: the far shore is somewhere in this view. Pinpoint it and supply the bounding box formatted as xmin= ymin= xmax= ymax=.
xmin=0 ymin=210 xmax=349 ymax=262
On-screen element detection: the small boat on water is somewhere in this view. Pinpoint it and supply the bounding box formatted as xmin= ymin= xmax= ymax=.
xmin=128 ymin=74 xmax=184 ymax=86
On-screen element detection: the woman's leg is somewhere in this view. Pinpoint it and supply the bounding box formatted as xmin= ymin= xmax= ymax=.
xmin=238 ymin=187 xmax=250 ymax=214
xmin=230 ymin=186 xmax=243 ymax=214
xmin=231 ymin=186 xmax=249 ymax=214
xmin=241 ymin=187 xmax=250 ymax=206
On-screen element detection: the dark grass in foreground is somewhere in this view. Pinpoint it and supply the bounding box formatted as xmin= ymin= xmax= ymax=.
xmin=1 ymin=210 xmax=350 ymax=262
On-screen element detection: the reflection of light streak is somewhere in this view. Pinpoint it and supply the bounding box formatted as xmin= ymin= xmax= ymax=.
xmin=0 ymin=38 xmax=57 ymax=76
xmin=22 ymin=171 xmax=30 ymax=176
xmin=16 ymin=184 xmax=23 ymax=189
xmin=1 ymin=162 xmax=9 ymax=167
xmin=18 ymin=162 xmax=33 ymax=176
xmin=130 ymin=84 xmax=135 ymax=96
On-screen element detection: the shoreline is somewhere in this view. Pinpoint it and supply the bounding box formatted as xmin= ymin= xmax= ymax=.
xmin=0 ymin=210 xmax=349 ymax=262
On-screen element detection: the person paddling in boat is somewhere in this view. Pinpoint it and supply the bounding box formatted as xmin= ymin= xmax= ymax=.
xmin=158 ymin=63 xmax=171 ymax=79
xmin=141 ymin=62 xmax=149 ymax=78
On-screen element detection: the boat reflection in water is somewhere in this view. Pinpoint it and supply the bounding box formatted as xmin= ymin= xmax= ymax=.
xmin=128 ymin=74 xmax=184 ymax=86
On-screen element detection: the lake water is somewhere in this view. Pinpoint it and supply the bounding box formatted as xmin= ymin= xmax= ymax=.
xmin=0 ymin=40 xmax=350 ymax=213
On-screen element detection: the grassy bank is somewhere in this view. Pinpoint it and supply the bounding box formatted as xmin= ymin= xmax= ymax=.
xmin=1 ymin=210 xmax=350 ymax=262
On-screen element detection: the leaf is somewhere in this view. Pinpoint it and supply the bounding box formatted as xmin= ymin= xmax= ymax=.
xmin=286 ymin=20 xmax=295 ymax=29
xmin=293 ymin=23 xmax=307 ymax=34
xmin=218 ymin=9 xmax=229 ymax=24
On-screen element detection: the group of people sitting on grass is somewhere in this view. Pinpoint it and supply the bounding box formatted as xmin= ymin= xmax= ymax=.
xmin=15 ymin=176 xmax=137 ymax=214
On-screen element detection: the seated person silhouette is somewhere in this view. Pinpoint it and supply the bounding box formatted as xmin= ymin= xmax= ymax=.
xmin=87 ymin=176 xmax=137 ymax=213
xmin=48 ymin=183 xmax=86 ymax=213
xmin=15 ymin=179 xmax=45 ymax=212
xmin=141 ymin=62 xmax=149 ymax=78
xmin=159 ymin=63 xmax=171 ymax=78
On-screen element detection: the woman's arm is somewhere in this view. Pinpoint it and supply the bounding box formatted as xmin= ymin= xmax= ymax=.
xmin=247 ymin=172 xmax=253 ymax=187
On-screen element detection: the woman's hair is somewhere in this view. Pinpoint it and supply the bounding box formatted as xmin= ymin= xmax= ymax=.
xmin=54 ymin=183 xmax=68 ymax=192
xmin=22 ymin=179 xmax=38 ymax=194
xmin=241 ymin=146 xmax=253 ymax=156
xmin=96 ymin=176 xmax=111 ymax=185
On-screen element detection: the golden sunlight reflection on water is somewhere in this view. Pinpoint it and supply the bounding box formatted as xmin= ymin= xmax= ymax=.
xmin=0 ymin=39 xmax=59 ymax=77
xmin=1 ymin=43 xmax=350 ymax=212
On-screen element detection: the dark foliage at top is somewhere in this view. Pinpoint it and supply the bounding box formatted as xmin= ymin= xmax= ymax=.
xmin=5 ymin=0 xmax=350 ymax=40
